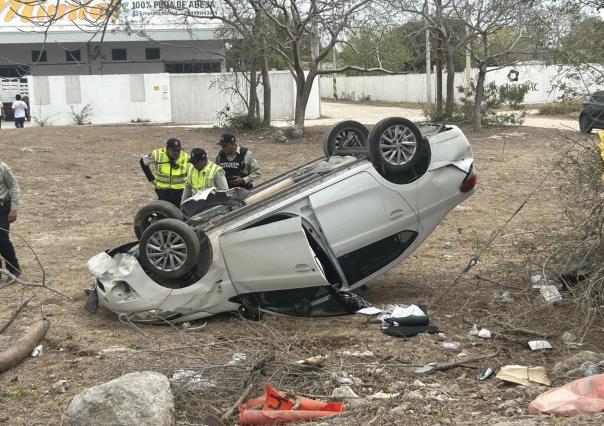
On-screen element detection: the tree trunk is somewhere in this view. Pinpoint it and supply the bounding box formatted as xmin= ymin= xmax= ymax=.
xmin=293 ymin=71 xmax=316 ymax=132
xmin=445 ymin=40 xmax=455 ymax=118
xmin=473 ymin=65 xmax=486 ymax=131
xmin=436 ymin=33 xmax=443 ymax=115
xmin=247 ymin=58 xmax=257 ymax=122
xmin=259 ymin=52 xmax=271 ymax=127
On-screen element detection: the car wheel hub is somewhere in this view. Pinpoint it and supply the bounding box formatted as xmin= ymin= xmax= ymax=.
xmin=379 ymin=124 xmax=417 ymax=166
xmin=335 ymin=130 xmax=363 ymax=149
xmin=146 ymin=230 xmax=188 ymax=272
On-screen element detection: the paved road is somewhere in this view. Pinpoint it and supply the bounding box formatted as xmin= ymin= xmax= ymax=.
xmin=310 ymin=101 xmax=579 ymax=131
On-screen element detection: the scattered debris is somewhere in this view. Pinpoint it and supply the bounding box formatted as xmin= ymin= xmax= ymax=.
xmin=381 ymin=305 xmax=439 ymax=338
xmin=528 ymin=340 xmax=553 ymax=351
xmin=479 ymin=368 xmax=495 ymax=381
xmin=528 ymin=374 xmax=604 ymax=416
xmin=170 ymin=369 xmax=217 ymax=391
xmin=331 ymin=386 xmax=358 ymax=399
xmin=297 ymin=355 xmax=328 ymax=367
xmin=540 ymin=285 xmax=562 ymax=303
xmin=339 ymin=351 xmax=374 ymax=358
xmin=368 ymin=391 xmax=400 ymax=400
xmin=469 ymin=324 xmax=491 ymax=338
xmin=496 ymin=365 xmax=551 ymax=386
xmin=413 ymin=352 xmax=498 ymax=376
xmin=66 ymin=372 xmax=174 ymax=426
xmin=238 ymin=385 xmax=345 ymax=425
xmin=442 ymin=342 xmax=461 ymax=351
xmin=228 ymin=352 xmax=247 ymax=365
xmin=30 ymin=344 xmax=44 ymax=357
xmin=583 ymin=363 xmax=601 ymax=377
xmin=494 ymin=291 xmax=513 ymax=303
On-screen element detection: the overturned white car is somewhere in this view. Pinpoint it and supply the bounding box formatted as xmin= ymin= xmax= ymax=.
xmin=86 ymin=118 xmax=476 ymax=323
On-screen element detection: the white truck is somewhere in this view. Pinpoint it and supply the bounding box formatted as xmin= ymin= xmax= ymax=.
xmin=1 ymin=77 xmax=30 ymax=120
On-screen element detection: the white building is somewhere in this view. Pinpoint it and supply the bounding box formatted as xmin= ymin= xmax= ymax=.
xmin=0 ymin=0 xmax=226 ymax=78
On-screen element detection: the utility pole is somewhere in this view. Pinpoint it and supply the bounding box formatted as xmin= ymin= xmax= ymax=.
xmin=464 ymin=0 xmax=471 ymax=89
xmin=425 ymin=1 xmax=432 ymax=104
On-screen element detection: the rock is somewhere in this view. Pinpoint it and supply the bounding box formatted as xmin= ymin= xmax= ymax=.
xmin=275 ymin=135 xmax=288 ymax=143
xmin=331 ymin=386 xmax=358 ymax=399
xmin=289 ymin=127 xmax=304 ymax=138
xmin=561 ymin=331 xmax=578 ymax=347
xmin=390 ymin=403 xmax=411 ymax=415
xmin=502 ymin=388 xmax=521 ymax=401
xmin=405 ymin=389 xmax=424 ymax=400
xmin=271 ymin=129 xmax=285 ymax=138
xmin=503 ymin=407 xmax=516 ymax=417
xmin=552 ymin=351 xmax=603 ymax=375
xmin=52 ymin=380 xmax=69 ymax=394
xmin=412 ymin=379 xmax=426 ymax=388
xmin=497 ymin=399 xmax=518 ymax=411
xmin=387 ymin=381 xmax=406 ymax=392
xmin=494 ymin=291 xmax=513 ymax=303
xmin=66 ymin=371 xmax=174 ymax=426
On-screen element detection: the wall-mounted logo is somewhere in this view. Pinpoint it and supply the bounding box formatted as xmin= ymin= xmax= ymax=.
xmin=507 ymin=69 xmax=520 ymax=82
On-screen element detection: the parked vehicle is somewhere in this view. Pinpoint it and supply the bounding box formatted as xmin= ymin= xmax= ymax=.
xmin=86 ymin=117 xmax=476 ymax=323
xmin=579 ymin=91 xmax=604 ymax=133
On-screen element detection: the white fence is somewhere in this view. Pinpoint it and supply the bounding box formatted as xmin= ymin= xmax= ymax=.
xmin=27 ymin=70 xmax=320 ymax=126
xmin=320 ymin=64 xmax=601 ymax=104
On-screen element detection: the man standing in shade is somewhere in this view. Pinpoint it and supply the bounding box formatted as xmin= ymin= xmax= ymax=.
xmin=140 ymin=138 xmax=189 ymax=207
xmin=216 ymin=133 xmax=261 ymax=189
xmin=0 ymin=161 xmax=21 ymax=279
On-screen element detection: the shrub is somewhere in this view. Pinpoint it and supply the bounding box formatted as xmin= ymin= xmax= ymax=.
xmin=70 ymin=104 xmax=92 ymax=125
xmin=537 ymin=102 xmax=581 ymax=116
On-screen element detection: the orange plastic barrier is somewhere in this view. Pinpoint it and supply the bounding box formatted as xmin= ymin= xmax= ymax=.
xmin=528 ymin=373 xmax=604 ymax=416
xmin=239 ymin=385 xmax=346 ymax=425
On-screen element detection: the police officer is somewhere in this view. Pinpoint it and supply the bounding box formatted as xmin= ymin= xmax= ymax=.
xmin=0 ymin=161 xmax=21 ymax=279
xmin=181 ymin=148 xmax=228 ymax=204
xmin=216 ymin=133 xmax=261 ymax=189
xmin=140 ymin=138 xmax=189 ymax=207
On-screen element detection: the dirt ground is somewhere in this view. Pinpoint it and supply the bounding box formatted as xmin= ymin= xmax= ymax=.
xmin=0 ymin=123 xmax=603 ymax=425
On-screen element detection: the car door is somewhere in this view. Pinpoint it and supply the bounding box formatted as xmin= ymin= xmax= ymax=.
xmin=588 ymin=94 xmax=604 ymax=126
xmin=219 ymin=216 xmax=330 ymax=294
xmin=309 ymin=171 xmax=418 ymax=257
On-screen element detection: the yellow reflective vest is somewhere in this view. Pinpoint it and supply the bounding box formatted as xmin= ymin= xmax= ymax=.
xmin=152 ymin=148 xmax=189 ymax=190
xmin=187 ymin=162 xmax=224 ymax=194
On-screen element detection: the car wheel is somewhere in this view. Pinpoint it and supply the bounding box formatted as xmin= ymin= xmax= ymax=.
xmin=134 ymin=200 xmax=184 ymax=240
xmin=579 ymin=114 xmax=592 ymax=134
xmin=138 ymin=219 xmax=200 ymax=280
xmin=368 ymin=117 xmax=428 ymax=175
xmin=323 ymin=120 xmax=369 ymax=157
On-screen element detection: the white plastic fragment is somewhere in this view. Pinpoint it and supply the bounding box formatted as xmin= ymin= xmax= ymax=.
xmin=528 ymin=340 xmax=553 ymax=351
xmin=530 ymin=274 xmax=543 ymax=284
xmin=478 ymin=328 xmax=492 ymax=339
xmin=468 ymin=324 xmax=479 ymax=336
xmin=227 ymin=352 xmax=247 ymax=365
xmin=368 ymin=391 xmax=400 ymax=400
xmin=30 ymin=344 xmax=43 ymax=357
xmin=540 ymin=285 xmax=562 ymax=302
xmin=442 ymin=342 xmax=461 ymax=351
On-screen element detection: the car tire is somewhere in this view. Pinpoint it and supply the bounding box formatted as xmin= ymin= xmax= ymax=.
xmin=579 ymin=114 xmax=592 ymax=134
xmin=368 ymin=117 xmax=428 ymax=176
xmin=323 ymin=120 xmax=369 ymax=157
xmin=134 ymin=200 xmax=184 ymax=240
xmin=138 ymin=219 xmax=200 ymax=280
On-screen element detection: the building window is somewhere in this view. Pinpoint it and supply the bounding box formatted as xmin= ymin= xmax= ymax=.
xmin=165 ymin=62 xmax=221 ymax=74
xmin=31 ymin=50 xmax=47 ymax=63
xmin=111 ymin=48 xmax=127 ymax=61
xmin=65 ymin=49 xmax=81 ymax=62
xmin=145 ymin=48 xmax=160 ymax=60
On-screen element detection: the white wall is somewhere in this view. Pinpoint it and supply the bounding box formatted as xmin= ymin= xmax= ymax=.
xmin=27 ymin=70 xmax=321 ymax=126
xmin=28 ymin=74 xmax=172 ymax=125
xmin=320 ymin=64 xmax=602 ymax=104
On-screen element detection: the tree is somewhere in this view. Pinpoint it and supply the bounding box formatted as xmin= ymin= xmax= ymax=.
xmin=452 ymin=0 xmax=539 ymax=130
xmin=236 ymin=0 xmax=393 ymax=132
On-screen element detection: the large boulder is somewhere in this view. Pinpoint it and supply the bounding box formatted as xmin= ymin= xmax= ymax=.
xmin=67 ymin=371 xmax=174 ymax=426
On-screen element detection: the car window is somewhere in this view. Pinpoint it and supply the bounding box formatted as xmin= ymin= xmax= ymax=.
xmin=593 ymin=95 xmax=604 ymax=103
xmin=338 ymin=231 xmax=417 ymax=284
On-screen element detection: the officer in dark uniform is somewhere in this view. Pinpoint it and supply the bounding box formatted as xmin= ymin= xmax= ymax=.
xmin=216 ymin=133 xmax=261 ymax=189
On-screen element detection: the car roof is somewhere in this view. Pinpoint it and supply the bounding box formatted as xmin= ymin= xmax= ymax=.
xmin=592 ymin=90 xmax=604 ymax=96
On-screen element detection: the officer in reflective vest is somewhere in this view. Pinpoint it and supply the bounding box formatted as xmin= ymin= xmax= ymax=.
xmin=140 ymin=138 xmax=189 ymax=207
xmin=181 ymin=148 xmax=228 ymax=204
xmin=216 ymin=133 xmax=261 ymax=189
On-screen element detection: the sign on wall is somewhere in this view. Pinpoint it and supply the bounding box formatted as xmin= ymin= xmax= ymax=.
xmin=0 ymin=0 xmax=216 ymax=30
